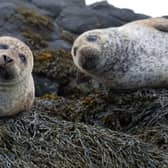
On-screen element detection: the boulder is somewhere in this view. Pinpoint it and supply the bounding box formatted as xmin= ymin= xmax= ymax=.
xmin=90 ymin=1 xmax=149 ymax=24
xmin=56 ymin=1 xmax=149 ymax=34
xmin=56 ymin=6 xmax=100 ymax=34
xmin=32 ymin=0 xmax=85 ymax=17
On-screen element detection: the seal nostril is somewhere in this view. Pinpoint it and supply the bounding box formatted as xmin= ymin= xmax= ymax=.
xmin=0 ymin=44 xmax=9 ymax=50
xmin=73 ymin=47 xmax=78 ymax=56
xmin=3 ymin=55 xmax=13 ymax=64
xmin=79 ymin=54 xmax=98 ymax=70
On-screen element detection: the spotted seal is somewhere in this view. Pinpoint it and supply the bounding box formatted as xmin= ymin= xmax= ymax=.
xmin=0 ymin=36 xmax=34 ymax=116
xmin=71 ymin=18 xmax=168 ymax=90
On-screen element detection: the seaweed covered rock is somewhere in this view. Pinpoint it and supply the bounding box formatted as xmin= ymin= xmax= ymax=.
xmin=133 ymin=125 xmax=168 ymax=152
xmin=12 ymin=7 xmax=60 ymax=49
xmin=0 ymin=99 xmax=167 ymax=167
xmin=0 ymin=1 xmax=150 ymax=96
xmin=33 ymin=49 xmax=77 ymax=94
xmin=36 ymin=89 xmax=168 ymax=131
xmin=0 ymin=1 xmax=168 ymax=167
xmin=0 ymin=2 xmax=72 ymax=51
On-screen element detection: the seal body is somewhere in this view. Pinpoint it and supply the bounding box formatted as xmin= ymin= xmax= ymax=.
xmin=72 ymin=18 xmax=168 ymax=90
xmin=0 ymin=36 xmax=34 ymax=116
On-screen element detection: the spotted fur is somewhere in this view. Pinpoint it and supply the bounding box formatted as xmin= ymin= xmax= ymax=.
xmin=72 ymin=18 xmax=168 ymax=90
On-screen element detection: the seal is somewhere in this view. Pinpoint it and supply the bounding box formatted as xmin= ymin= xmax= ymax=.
xmin=0 ymin=36 xmax=34 ymax=116
xmin=72 ymin=18 xmax=168 ymax=90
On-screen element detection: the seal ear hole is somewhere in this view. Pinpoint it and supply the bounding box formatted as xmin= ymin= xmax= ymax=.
xmin=86 ymin=35 xmax=98 ymax=42
xmin=18 ymin=53 xmax=27 ymax=64
xmin=0 ymin=44 xmax=9 ymax=50
xmin=73 ymin=47 xmax=78 ymax=56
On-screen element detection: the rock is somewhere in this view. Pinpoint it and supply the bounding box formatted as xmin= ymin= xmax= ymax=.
xmin=90 ymin=1 xmax=149 ymax=27
xmin=0 ymin=3 xmax=17 ymax=34
xmin=0 ymin=4 xmax=61 ymax=50
xmin=34 ymin=75 xmax=59 ymax=97
xmin=56 ymin=6 xmax=100 ymax=34
xmin=56 ymin=1 xmax=149 ymax=34
xmin=32 ymin=0 xmax=85 ymax=17
xmin=33 ymin=49 xmax=76 ymax=93
xmin=38 ymin=89 xmax=168 ymax=132
xmin=0 ymin=2 xmax=167 ymax=166
xmin=61 ymin=30 xmax=77 ymax=44
xmin=47 ymin=39 xmax=72 ymax=50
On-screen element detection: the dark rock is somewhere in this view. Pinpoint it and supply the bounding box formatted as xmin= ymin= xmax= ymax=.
xmin=90 ymin=1 xmax=149 ymax=25
xmin=34 ymin=75 xmax=59 ymax=97
xmin=91 ymin=2 xmax=149 ymax=28
xmin=56 ymin=1 xmax=149 ymax=34
xmin=48 ymin=39 xmax=72 ymax=50
xmin=32 ymin=0 xmax=85 ymax=17
xmin=0 ymin=3 xmax=17 ymax=33
xmin=56 ymin=6 xmax=100 ymax=34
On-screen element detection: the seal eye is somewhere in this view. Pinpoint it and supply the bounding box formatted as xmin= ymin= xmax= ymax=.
xmin=0 ymin=44 xmax=9 ymax=49
xmin=19 ymin=53 xmax=26 ymax=64
xmin=86 ymin=35 xmax=97 ymax=42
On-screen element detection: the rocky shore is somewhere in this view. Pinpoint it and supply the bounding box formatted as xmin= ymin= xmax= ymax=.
xmin=0 ymin=0 xmax=168 ymax=167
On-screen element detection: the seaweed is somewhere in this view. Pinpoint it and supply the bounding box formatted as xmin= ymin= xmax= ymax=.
xmin=0 ymin=99 xmax=167 ymax=167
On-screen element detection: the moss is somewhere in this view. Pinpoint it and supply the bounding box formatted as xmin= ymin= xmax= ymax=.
xmin=61 ymin=30 xmax=77 ymax=44
xmin=21 ymin=28 xmax=48 ymax=48
xmin=16 ymin=7 xmax=53 ymax=31
xmin=41 ymin=94 xmax=59 ymax=100
xmin=34 ymin=50 xmax=55 ymax=62
xmin=9 ymin=7 xmax=56 ymax=50
xmin=33 ymin=49 xmax=76 ymax=86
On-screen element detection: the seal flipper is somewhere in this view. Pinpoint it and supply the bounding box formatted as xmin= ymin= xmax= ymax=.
xmin=144 ymin=18 xmax=168 ymax=32
xmin=133 ymin=18 xmax=168 ymax=33
xmin=153 ymin=24 xmax=168 ymax=33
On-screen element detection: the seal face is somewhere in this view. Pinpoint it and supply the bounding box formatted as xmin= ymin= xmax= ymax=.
xmin=0 ymin=36 xmax=35 ymax=116
xmin=72 ymin=18 xmax=168 ymax=90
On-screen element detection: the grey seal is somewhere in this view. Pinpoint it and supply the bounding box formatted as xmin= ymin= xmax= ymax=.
xmin=72 ymin=18 xmax=168 ymax=90
xmin=0 ymin=36 xmax=34 ymax=116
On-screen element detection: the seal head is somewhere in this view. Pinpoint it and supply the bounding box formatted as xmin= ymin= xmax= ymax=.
xmin=72 ymin=29 xmax=113 ymax=77
xmin=0 ymin=36 xmax=34 ymax=116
